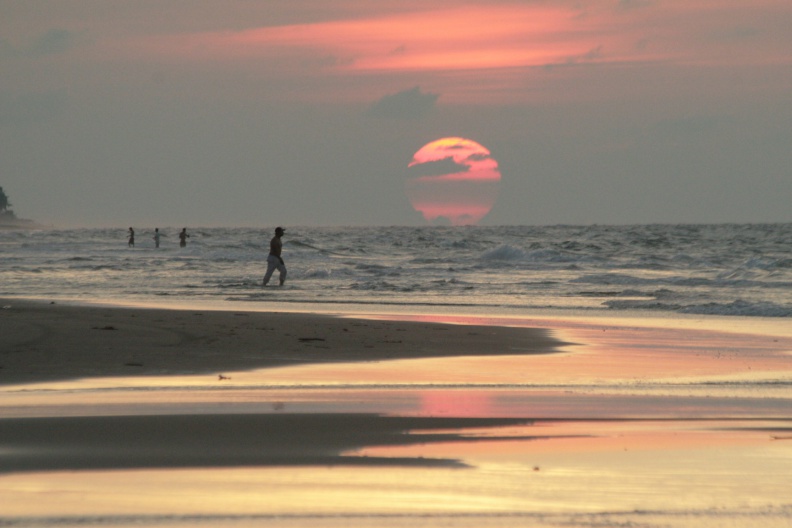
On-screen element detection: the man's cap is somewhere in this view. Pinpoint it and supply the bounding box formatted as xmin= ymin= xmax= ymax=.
xmin=275 ymin=226 xmax=285 ymax=233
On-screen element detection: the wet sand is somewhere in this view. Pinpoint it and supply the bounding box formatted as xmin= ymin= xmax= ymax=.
xmin=0 ymin=299 xmax=560 ymax=386
xmin=2 ymin=299 xmax=792 ymax=527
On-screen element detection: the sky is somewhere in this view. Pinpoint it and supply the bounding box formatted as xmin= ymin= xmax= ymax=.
xmin=1 ymin=0 xmax=791 ymax=227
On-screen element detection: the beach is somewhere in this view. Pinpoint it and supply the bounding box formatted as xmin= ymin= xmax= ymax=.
xmin=0 ymin=300 xmax=559 ymax=386
xmin=2 ymin=299 xmax=792 ymax=527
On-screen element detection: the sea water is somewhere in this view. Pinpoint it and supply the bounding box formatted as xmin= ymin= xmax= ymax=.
xmin=1 ymin=223 xmax=791 ymax=316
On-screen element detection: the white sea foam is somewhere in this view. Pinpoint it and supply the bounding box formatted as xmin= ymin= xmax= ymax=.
xmin=480 ymin=244 xmax=527 ymax=261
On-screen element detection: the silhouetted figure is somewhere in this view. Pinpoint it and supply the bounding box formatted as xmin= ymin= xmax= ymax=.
xmin=153 ymin=228 xmax=161 ymax=248
xmin=262 ymin=226 xmax=287 ymax=286
xmin=179 ymin=228 xmax=189 ymax=248
xmin=128 ymin=227 xmax=135 ymax=247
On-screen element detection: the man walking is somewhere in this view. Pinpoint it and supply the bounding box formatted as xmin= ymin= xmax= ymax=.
xmin=262 ymin=226 xmax=287 ymax=286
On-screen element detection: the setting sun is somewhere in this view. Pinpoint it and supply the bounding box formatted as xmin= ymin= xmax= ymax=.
xmin=406 ymin=137 xmax=501 ymax=226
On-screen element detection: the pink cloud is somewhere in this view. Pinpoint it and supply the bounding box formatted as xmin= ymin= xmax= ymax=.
xmin=88 ymin=0 xmax=792 ymax=104
xmin=128 ymin=4 xmax=612 ymax=71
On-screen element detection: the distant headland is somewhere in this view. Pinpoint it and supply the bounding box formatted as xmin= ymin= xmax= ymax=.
xmin=0 ymin=186 xmax=46 ymax=229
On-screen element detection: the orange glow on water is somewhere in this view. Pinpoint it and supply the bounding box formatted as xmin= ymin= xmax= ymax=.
xmin=407 ymin=137 xmax=501 ymax=225
xmin=420 ymin=391 xmax=494 ymax=417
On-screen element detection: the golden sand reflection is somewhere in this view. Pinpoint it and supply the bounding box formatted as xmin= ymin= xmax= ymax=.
xmin=3 ymin=429 xmax=791 ymax=518
xmin=0 ymin=466 xmax=548 ymax=517
xmin=346 ymin=419 xmax=792 ymax=513
xmin=357 ymin=313 xmax=792 ymax=382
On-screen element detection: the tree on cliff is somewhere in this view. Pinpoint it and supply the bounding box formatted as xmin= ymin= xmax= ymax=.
xmin=0 ymin=186 xmax=10 ymax=212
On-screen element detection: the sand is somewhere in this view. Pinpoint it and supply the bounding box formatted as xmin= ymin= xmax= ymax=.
xmin=2 ymin=299 xmax=792 ymax=527
xmin=0 ymin=299 xmax=560 ymax=386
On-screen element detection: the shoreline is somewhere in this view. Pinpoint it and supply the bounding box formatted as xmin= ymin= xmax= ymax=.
xmin=6 ymin=293 xmax=791 ymax=334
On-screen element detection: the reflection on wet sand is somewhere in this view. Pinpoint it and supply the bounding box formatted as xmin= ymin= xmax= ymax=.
xmin=0 ymin=414 xmax=537 ymax=473
xmin=1 ymin=310 xmax=792 ymax=526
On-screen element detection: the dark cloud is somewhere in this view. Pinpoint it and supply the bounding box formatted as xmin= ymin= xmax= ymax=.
xmin=388 ymin=45 xmax=407 ymax=56
xmin=368 ymin=86 xmax=439 ymax=119
xmin=542 ymin=45 xmax=604 ymax=71
xmin=408 ymin=158 xmax=468 ymax=178
xmin=1 ymin=29 xmax=79 ymax=58
xmin=29 ymin=29 xmax=76 ymax=56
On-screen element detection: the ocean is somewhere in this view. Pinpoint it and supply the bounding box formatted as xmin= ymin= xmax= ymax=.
xmin=2 ymin=223 xmax=791 ymax=316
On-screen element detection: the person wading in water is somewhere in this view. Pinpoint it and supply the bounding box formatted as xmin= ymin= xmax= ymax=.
xmin=262 ymin=226 xmax=287 ymax=286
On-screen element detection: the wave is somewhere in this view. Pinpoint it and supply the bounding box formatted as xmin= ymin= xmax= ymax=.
xmin=604 ymin=299 xmax=792 ymax=317
xmin=303 ymin=268 xmax=332 ymax=279
xmin=480 ymin=244 xmax=527 ymax=261
xmin=680 ymin=300 xmax=792 ymax=317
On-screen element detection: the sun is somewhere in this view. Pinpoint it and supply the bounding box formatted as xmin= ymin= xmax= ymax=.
xmin=406 ymin=137 xmax=501 ymax=225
